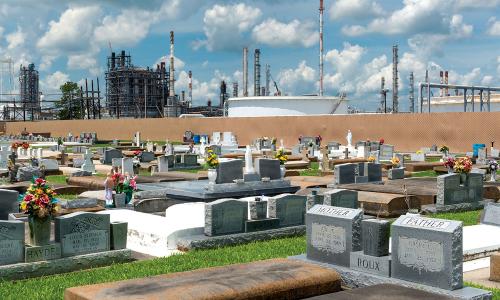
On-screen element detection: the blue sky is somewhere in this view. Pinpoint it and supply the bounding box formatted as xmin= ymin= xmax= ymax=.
xmin=0 ymin=0 xmax=499 ymax=111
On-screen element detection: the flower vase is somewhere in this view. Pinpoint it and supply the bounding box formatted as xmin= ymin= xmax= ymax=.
xmin=491 ymin=171 xmax=497 ymax=182
xmin=447 ymin=166 xmax=454 ymax=174
xmin=28 ymin=216 xmax=51 ymax=246
xmin=280 ymin=165 xmax=286 ymax=179
xmin=208 ymin=168 xmax=217 ymax=185
xmin=113 ymin=193 xmax=126 ymax=208
xmin=460 ymin=173 xmax=467 ymax=184
xmin=125 ymin=191 xmax=133 ymax=205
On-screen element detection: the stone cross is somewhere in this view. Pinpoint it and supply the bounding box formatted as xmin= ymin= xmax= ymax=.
xmin=320 ymin=147 xmax=329 ymax=171
xmin=344 ymin=147 xmax=349 ymax=159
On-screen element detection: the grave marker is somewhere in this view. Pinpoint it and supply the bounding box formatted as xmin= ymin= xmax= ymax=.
xmin=204 ymin=199 xmax=248 ymax=236
xmin=0 ymin=220 xmax=24 ymax=265
xmin=255 ymin=158 xmax=281 ymax=180
xmin=268 ymin=194 xmax=307 ymax=227
xmin=216 ymin=159 xmax=244 ymax=184
xmin=481 ymin=203 xmax=500 ymax=226
xmin=323 ymin=189 xmax=358 ymax=209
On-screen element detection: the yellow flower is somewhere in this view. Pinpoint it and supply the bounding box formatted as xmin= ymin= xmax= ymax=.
xmin=20 ymin=202 xmax=27 ymax=211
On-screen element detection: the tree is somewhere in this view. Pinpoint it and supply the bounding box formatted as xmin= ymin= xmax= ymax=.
xmin=55 ymin=82 xmax=82 ymax=120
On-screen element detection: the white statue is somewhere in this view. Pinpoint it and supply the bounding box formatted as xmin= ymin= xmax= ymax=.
xmin=200 ymin=137 xmax=206 ymax=156
xmin=244 ymin=145 xmax=255 ymax=174
xmin=346 ymin=130 xmax=352 ymax=148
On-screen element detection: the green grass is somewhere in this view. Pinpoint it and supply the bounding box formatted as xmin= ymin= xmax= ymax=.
xmin=0 ymin=236 xmax=306 ymax=299
xmin=299 ymin=161 xmax=322 ymax=176
xmin=55 ymin=193 xmax=79 ymax=200
xmin=425 ymin=156 xmax=442 ymax=162
xmin=45 ymin=175 xmax=68 ymax=185
xmin=411 ymin=170 xmax=438 ymax=177
xmin=429 ymin=209 xmax=482 ymax=226
xmin=465 ymin=282 xmax=500 ymax=300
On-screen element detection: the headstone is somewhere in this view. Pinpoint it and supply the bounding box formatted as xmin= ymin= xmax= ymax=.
xmin=388 ymin=167 xmax=405 ymax=180
xmin=0 ymin=220 xmax=24 ymax=265
xmin=72 ymin=157 xmax=84 ymax=168
xmin=181 ymin=154 xmax=198 ymax=166
xmin=480 ymin=202 xmax=500 ymax=226
xmin=410 ymin=152 xmax=425 ymax=162
xmin=111 ymin=158 xmax=121 ymax=169
xmin=0 ymin=190 xmax=19 ymax=220
xmin=212 ymin=132 xmax=221 ymax=145
xmin=25 ymin=244 xmax=61 ymax=262
xmin=306 ymin=190 xmax=323 ymax=211
xmin=249 ymin=198 xmax=267 ymax=220
xmin=60 ymin=198 xmax=98 ymax=209
xmin=362 ymin=219 xmax=390 ymax=257
xmin=81 ymin=149 xmax=95 ymax=173
xmin=254 ymin=158 xmax=281 ymax=180
xmin=328 ymin=142 xmax=340 ymax=150
xmin=216 ymin=159 xmax=244 ymax=184
xmin=367 ymin=163 xmax=382 ymax=182
xmin=391 ymin=215 xmax=463 ymax=290
xmin=110 ymin=222 xmax=128 ymax=250
xmin=0 ymin=146 xmax=9 ymax=169
xmin=306 ymin=205 xmax=363 ymax=267
xmin=334 ymin=163 xmax=356 ymax=185
xmin=208 ymin=145 xmax=222 ymax=156
xmin=477 ymin=148 xmax=487 ymax=165
xmin=323 ymin=189 xmax=358 ymax=208
xmin=121 ymin=157 xmax=134 ymax=175
xmin=140 ymin=151 xmax=155 ymax=163
xmin=491 ymin=148 xmax=500 ymax=158
xmin=204 ymin=199 xmax=248 ymax=236
xmin=268 ymin=194 xmax=307 ymax=227
xmin=436 ymin=173 xmax=482 ymax=206
xmin=70 ymin=170 xmax=93 ymax=177
xmin=55 ymin=212 xmax=110 ymax=257
xmin=101 ymin=149 xmax=123 ymax=165
xmin=16 ymin=166 xmax=42 ymax=182
xmin=39 ymin=159 xmax=59 ymax=171
xmin=356 ymin=145 xmax=368 ymax=159
xmin=157 ymin=155 xmax=174 ymax=172
xmin=394 ymin=153 xmax=405 ymax=167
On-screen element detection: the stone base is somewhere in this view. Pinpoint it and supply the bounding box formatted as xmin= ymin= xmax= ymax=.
xmin=355 ymin=176 xmax=369 ymax=183
xmin=421 ymin=199 xmax=494 ymax=214
xmin=177 ymin=225 xmax=305 ymax=251
xmin=491 ymin=252 xmax=500 ymax=282
xmin=0 ymin=249 xmax=133 ymax=281
xmin=243 ymin=173 xmax=261 ymax=182
xmin=350 ymin=251 xmax=391 ymax=277
xmin=245 ymin=218 xmax=280 ymax=233
xmin=25 ymin=243 xmax=61 ymax=263
xmin=290 ymin=254 xmax=492 ymax=300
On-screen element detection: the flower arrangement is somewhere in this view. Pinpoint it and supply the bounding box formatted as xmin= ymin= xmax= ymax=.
xmin=205 ymin=149 xmax=219 ymax=168
xmin=368 ymin=155 xmax=376 ymax=163
xmin=133 ymin=150 xmax=142 ymax=156
xmin=11 ymin=141 xmax=22 ymax=150
xmin=489 ymin=160 xmax=499 ymax=172
xmin=379 ymin=138 xmax=385 ymax=145
xmin=111 ymin=173 xmax=125 ymax=193
xmin=416 ymin=150 xmax=423 ymax=154
xmin=439 ymin=145 xmax=449 ymax=154
xmin=391 ymin=156 xmax=400 ymax=167
xmin=275 ymin=149 xmax=288 ymax=165
xmin=20 ymin=178 xmax=59 ymax=218
xmin=453 ymin=157 xmax=472 ymax=174
xmin=22 ymin=142 xmax=29 ymax=150
xmin=271 ymin=137 xmax=277 ymax=145
xmin=443 ymin=157 xmax=455 ymax=169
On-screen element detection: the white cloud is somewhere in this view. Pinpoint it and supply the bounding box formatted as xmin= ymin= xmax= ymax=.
xmin=325 ymin=43 xmax=365 ymax=77
xmin=195 ymin=3 xmax=262 ymax=51
xmin=157 ymin=0 xmax=205 ymax=20
xmin=277 ymin=61 xmax=316 ymax=95
xmin=456 ymin=0 xmax=500 ymax=8
xmin=153 ymin=55 xmax=185 ymax=70
xmin=0 ymin=26 xmax=4 ymax=38
xmin=329 ymin=0 xmax=384 ymax=21
xmin=6 ymin=26 xmax=26 ymax=49
xmin=341 ymin=0 xmax=453 ymax=36
xmin=42 ymin=71 xmax=70 ymax=92
xmin=252 ymin=19 xmax=318 ymax=48
xmin=94 ymin=9 xmax=155 ymax=46
xmin=487 ymin=17 xmax=500 ymax=36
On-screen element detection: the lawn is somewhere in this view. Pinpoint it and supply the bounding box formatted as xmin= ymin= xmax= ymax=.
xmin=299 ymin=161 xmax=322 ymax=176
xmin=411 ymin=170 xmax=438 ymax=177
xmin=45 ymin=175 xmax=68 ymax=185
xmin=0 ymin=236 xmax=306 ymax=299
xmin=430 ymin=209 xmax=483 ymax=226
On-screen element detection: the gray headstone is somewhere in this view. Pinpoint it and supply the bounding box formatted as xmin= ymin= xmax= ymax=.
xmin=350 ymin=251 xmax=391 ymax=277
xmin=204 ymin=199 xmax=248 ymax=236
xmin=388 ymin=167 xmax=405 ymax=180
xmin=379 ymin=144 xmax=394 ymax=161
xmin=436 ymin=173 xmax=483 ymax=206
xmin=140 ymin=151 xmax=155 ymax=163
xmin=249 ymin=199 xmax=267 ymax=220
xmin=0 ymin=220 xmax=24 ymax=265
xmin=306 ymin=205 xmax=363 ymax=267
xmin=121 ymin=157 xmax=134 ymax=175
xmin=362 ymin=219 xmax=390 ymax=257
xmin=255 ymin=158 xmax=281 ymax=180
xmin=323 ymin=189 xmax=358 ymax=209
xmin=306 ymin=190 xmax=323 ymax=211
xmin=480 ymin=202 xmax=500 ymax=226
xmin=111 ymin=158 xmax=121 ymax=168
xmin=0 ymin=189 xmax=19 ymax=220
xmin=328 ymin=142 xmax=341 ymax=150
xmin=466 ymin=173 xmax=483 ymax=203
xmin=367 ymin=163 xmax=382 ymax=182
xmin=25 ymin=243 xmax=61 ymax=262
xmin=157 ymin=155 xmax=174 ymax=172
xmin=39 ymin=159 xmax=59 ymax=171
xmin=72 ymin=158 xmax=84 ymax=168
xmin=268 ymin=194 xmax=307 ymax=227
xmin=70 ymin=170 xmax=93 ymax=177
xmin=60 ymin=198 xmax=98 ymax=209
xmin=391 ymin=215 xmax=463 ymax=290
xmin=216 ymin=159 xmax=244 ymax=184
xmin=334 ymin=163 xmax=356 ymax=185
xmin=54 ymin=212 xmax=110 ymax=257
xmin=182 ymin=154 xmax=198 ymax=166
xmin=101 ymin=149 xmax=123 ymax=165
xmin=110 ymin=222 xmax=128 ymax=250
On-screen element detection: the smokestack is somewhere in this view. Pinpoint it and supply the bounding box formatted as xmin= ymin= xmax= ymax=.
xmin=169 ymin=31 xmax=175 ymax=97
xmin=181 ymin=91 xmax=185 ymax=102
xmin=243 ymin=47 xmax=248 ymax=97
xmin=380 ymin=77 xmax=387 ymax=113
xmin=265 ymin=64 xmax=270 ymax=96
xmin=111 ymin=52 xmax=116 ymax=70
xmin=445 ymin=71 xmax=449 ymax=96
xmin=233 ymin=82 xmax=238 ymax=97
xmin=319 ymin=0 xmax=324 ymax=96
xmin=439 ymin=70 xmax=443 ymax=97
xmin=254 ymin=49 xmax=261 ymax=96
xmin=392 ymin=45 xmax=398 ymax=113
xmin=409 ymin=72 xmax=415 ymax=113
xmin=188 ymin=70 xmax=193 ymax=107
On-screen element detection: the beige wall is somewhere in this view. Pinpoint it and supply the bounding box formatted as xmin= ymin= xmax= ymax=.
xmin=4 ymin=112 xmax=500 ymax=152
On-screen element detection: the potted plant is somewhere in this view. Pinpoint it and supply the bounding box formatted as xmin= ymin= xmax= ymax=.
xmin=390 ymin=156 xmax=400 ymax=168
xmin=489 ymin=160 xmax=498 ymax=182
xmin=20 ymin=178 xmax=59 ymax=246
xmin=443 ymin=157 xmax=455 ymax=174
xmin=275 ymin=149 xmax=288 ymax=178
xmin=205 ymin=149 xmax=219 ymax=185
xmin=453 ymin=157 xmax=472 ymax=183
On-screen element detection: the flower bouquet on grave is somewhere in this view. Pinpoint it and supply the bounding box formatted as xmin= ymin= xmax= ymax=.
xmin=111 ymin=172 xmax=127 ymax=207
xmin=205 ymin=149 xmax=219 ymax=184
xmin=20 ymin=178 xmax=59 ymax=246
xmin=133 ymin=150 xmax=142 ymax=157
xmin=22 ymin=142 xmax=29 ymax=150
xmin=416 ymin=150 xmax=423 ymax=154
xmin=367 ymin=155 xmax=376 ymax=163
xmin=275 ymin=149 xmax=288 ymax=178
xmin=443 ymin=157 xmax=455 ymax=174
xmin=454 ymin=157 xmax=472 ymax=183
xmin=439 ymin=145 xmax=449 ymax=154
xmin=122 ymin=175 xmax=138 ymax=204
xmin=11 ymin=142 xmax=20 ymax=150
xmin=390 ymin=156 xmax=400 ymax=168
xmin=489 ymin=160 xmax=498 ymax=182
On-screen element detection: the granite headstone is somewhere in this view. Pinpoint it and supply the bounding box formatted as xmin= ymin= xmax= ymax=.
xmin=204 ymin=199 xmax=248 ymax=236
xmin=268 ymin=194 xmax=307 ymax=227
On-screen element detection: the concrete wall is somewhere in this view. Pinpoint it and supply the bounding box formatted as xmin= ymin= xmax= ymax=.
xmin=3 ymin=112 xmax=499 ymax=152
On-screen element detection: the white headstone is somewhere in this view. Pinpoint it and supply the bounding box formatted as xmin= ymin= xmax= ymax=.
xmin=212 ymin=132 xmax=221 ymax=145
xmin=134 ymin=132 xmax=140 ymax=147
xmin=81 ymin=149 xmax=95 ymax=173
xmin=121 ymin=157 xmax=134 ymax=175
xmin=244 ymin=145 xmax=255 ymax=174
xmin=346 ymin=130 xmax=352 ymax=148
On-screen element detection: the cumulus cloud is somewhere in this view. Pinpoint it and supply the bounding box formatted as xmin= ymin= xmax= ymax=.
xmin=325 ymin=43 xmax=365 ymax=77
xmin=6 ymin=26 xmax=26 ymax=49
xmin=194 ymin=3 xmax=262 ymax=51
xmin=252 ymin=19 xmax=318 ymax=48
xmin=41 ymin=71 xmax=70 ymax=92
xmin=487 ymin=17 xmax=500 ymax=36
xmin=153 ymin=55 xmax=185 ymax=70
xmin=329 ymin=0 xmax=384 ymax=21
xmin=456 ymin=0 xmax=500 ymax=8
xmin=94 ymin=9 xmax=155 ymax=46
xmin=277 ymin=61 xmax=316 ymax=95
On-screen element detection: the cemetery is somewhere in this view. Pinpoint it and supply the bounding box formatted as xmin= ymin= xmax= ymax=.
xmin=0 ymin=127 xmax=498 ymax=299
